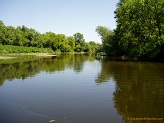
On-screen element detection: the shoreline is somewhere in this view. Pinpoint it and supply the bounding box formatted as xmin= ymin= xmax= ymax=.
xmin=0 ymin=56 xmax=16 ymax=59
xmin=0 ymin=53 xmax=57 ymax=60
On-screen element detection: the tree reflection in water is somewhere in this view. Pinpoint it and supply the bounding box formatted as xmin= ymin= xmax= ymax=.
xmin=96 ymin=60 xmax=164 ymax=123
xmin=0 ymin=55 xmax=163 ymax=123
xmin=0 ymin=54 xmax=95 ymax=86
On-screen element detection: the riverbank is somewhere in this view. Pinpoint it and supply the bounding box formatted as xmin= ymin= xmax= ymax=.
xmin=0 ymin=53 xmax=57 ymax=60
xmin=18 ymin=53 xmax=57 ymax=57
xmin=0 ymin=56 xmax=15 ymax=59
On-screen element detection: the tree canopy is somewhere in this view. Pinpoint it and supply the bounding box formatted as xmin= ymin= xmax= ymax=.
xmin=0 ymin=20 xmax=100 ymax=53
xmin=96 ymin=0 xmax=164 ymax=61
xmin=96 ymin=26 xmax=115 ymax=55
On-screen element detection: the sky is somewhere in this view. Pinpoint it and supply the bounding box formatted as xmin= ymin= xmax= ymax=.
xmin=0 ymin=0 xmax=119 ymax=43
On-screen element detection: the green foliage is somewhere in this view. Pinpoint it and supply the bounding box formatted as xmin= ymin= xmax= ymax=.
xmin=53 ymin=34 xmax=69 ymax=52
xmin=0 ymin=20 xmax=101 ymax=53
xmin=96 ymin=26 xmax=115 ymax=55
xmin=67 ymin=36 xmax=75 ymax=51
xmin=96 ymin=0 xmax=164 ymax=60
xmin=73 ymin=32 xmax=86 ymax=52
xmin=114 ymin=0 xmax=164 ymax=59
xmin=87 ymin=41 xmax=101 ymax=53
xmin=0 ymin=45 xmax=53 ymax=54
xmin=41 ymin=32 xmax=56 ymax=49
xmin=0 ymin=21 xmax=6 ymax=45
xmin=73 ymin=32 xmax=85 ymax=43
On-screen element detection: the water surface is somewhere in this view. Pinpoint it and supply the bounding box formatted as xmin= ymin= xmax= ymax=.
xmin=0 ymin=55 xmax=163 ymax=123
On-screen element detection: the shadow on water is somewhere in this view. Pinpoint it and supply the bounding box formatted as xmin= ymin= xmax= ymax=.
xmin=96 ymin=58 xmax=164 ymax=123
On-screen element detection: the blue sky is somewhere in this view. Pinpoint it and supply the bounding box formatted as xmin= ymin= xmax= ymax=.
xmin=0 ymin=0 xmax=119 ymax=43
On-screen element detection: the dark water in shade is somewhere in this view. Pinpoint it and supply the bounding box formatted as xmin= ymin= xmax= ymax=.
xmin=0 ymin=54 xmax=163 ymax=123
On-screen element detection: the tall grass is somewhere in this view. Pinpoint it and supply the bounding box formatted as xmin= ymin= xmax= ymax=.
xmin=0 ymin=45 xmax=53 ymax=54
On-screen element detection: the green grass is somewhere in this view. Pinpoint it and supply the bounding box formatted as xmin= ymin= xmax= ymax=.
xmin=0 ymin=45 xmax=53 ymax=54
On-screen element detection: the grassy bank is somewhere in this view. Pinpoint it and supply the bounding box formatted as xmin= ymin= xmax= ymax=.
xmin=0 ymin=45 xmax=53 ymax=55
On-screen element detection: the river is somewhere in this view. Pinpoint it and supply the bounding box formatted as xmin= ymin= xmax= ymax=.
xmin=0 ymin=54 xmax=163 ymax=123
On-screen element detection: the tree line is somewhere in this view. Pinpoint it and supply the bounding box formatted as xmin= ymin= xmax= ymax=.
xmin=0 ymin=20 xmax=101 ymax=53
xmin=96 ymin=0 xmax=164 ymax=61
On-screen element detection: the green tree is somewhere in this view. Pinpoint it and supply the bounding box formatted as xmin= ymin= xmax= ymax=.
xmin=0 ymin=20 xmax=101 ymax=54
xmin=114 ymin=0 xmax=164 ymax=59
xmin=89 ymin=41 xmax=101 ymax=53
xmin=73 ymin=32 xmax=85 ymax=52
xmin=53 ymin=34 xmax=72 ymax=52
xmin=42 ymin=32 xmax=56 ymax=49
xmin=5 ymin=26 xmax=16 ymax=45
xmin=73 ymin=32 xmax=85 ymax=43
xmin=83 ymin=41 xmax=101 ymax=53
xmin=20 ymin=25 xmax=41 ymax=47
xmin=96 ymin=26 xmax=115 ymax=55
xmin=27 ymin=28 xmax=41 ymax=47
xmin=67 ymin=36 xmax=75 ymax=51
xmin=0 ymin=21 xmax=6 ymax=45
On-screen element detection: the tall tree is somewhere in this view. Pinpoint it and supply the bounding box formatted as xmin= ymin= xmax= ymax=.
xmin=14 ymin=26 xmax=27 ymax=46
xmin=67 ymin=36 xmax=75 ymax=51
xmin=0 ymin=21 xmax=7 ymax=45
xmin=114 ymin=0 xmax=164 ymax=59
xmin=96 ymin=26 xmax=115 ymax=55
xmin=42 ymin=32 xmax=56 ymax=49
xmin=73 ymin=32 xmax=85 ymax=43
xmin=73 ymin=32 xmax=85 ymax=52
